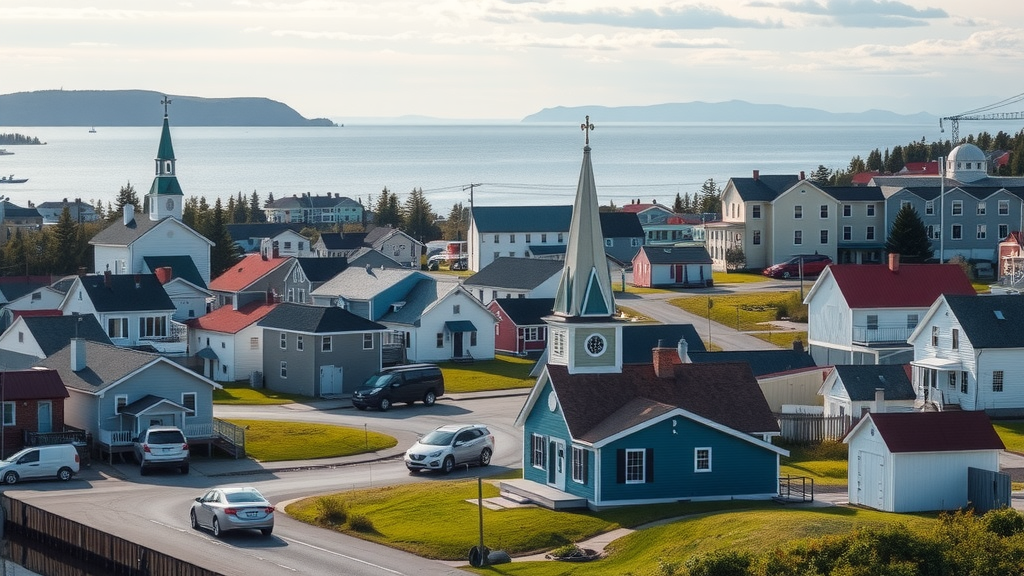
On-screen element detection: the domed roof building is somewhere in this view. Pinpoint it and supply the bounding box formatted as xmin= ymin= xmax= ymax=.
xmin=945 ymin=143 xmax=988 ymax=183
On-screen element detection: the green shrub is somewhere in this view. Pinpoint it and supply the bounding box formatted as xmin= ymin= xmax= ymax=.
xmin=348 ymin=512 xmax=375 ymax=533
xmin=315 ymin=496 xmax=347 ymax=525
xmin=684 ymin=550 xmax=752 ymax=576
xmin=983 ymin=507 xmax=1024 ymax=537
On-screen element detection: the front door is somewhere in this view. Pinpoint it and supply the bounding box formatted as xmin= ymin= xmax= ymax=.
xmin=547 ymin=439 xmax=566 ymax=490
xmin=857 ymin=451 xmax=885 ymax=510
xmin=37 ymin=401 xmax=52 ymax=434
xmin=453 ymin=332 xmax=464 ymax=358
xmin=319 ymin=365 xmax=343 ymax=396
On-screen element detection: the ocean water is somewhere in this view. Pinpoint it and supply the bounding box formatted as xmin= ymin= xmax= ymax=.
xmin=0 ymin=122 xmax=1017 ymax=214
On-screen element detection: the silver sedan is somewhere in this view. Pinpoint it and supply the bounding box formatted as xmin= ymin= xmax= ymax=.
xmin=190 ymin=487 xmax=275 ymax=537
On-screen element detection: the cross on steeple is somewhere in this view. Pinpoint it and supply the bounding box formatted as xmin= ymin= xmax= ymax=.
xmin=161 ymin=95 xmax=172 ymax=117
xmin=580 ymin=115 xmax=595 ymax=146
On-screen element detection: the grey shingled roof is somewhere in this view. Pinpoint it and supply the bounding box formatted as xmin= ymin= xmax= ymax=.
xmin=37 ymin=341 xmax=161 ymax=394
xmin=312 ymin=266 xmax=422 ymax=300
xmin=472 ymin=206 xmax=573 ymax=233
xmin=143 ymin=255 xmax=206 ymax=288
xmin=258 ymin=302 xmax=386 ymax=334
xmin=88 ymin=215 xmax=161 ymax=246
xmin=637 ymin=246 xmax=712 ymax=264
xmin=688 ymin=349 xmax=817 ymax=377
xmin=347 ymin=248 xmax=405 ymax=270
xmin=0 ymin=280 xmax=49 ymax=302
xmin=822 ymin=186 xmax=885 ymax=202
xmin=379 ymin=278 xmax=462 ymax=325
xmin=831 ymin=364 xmax=915 ymax=401
xmin=78 ymin=274 xmax=174 ymax=312
xmin=226 ymin=222 xmax=305 ymax=241
xmin=944 ymin=294 xmax=1024 ymax=349
xmin=621 ymin=324 xmax=706 ymax=364
xmin=22 ymin=314 xmax=113 ymax=356
xmin=548 ymin=362 xmax=780 ymax=442
xmin=491 ymin=298 xmax=555 ymax=326
xmin=317 ymin=232 xmax=368 ymax=250
xmin=463 ymin=257 xmax=564 ymax=290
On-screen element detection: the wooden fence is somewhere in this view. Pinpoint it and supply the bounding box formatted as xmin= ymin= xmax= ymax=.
xmin=2 ymin=494 xmax=222 ymax=576
xmin=775 ymin=413 xmax=857 ymax=443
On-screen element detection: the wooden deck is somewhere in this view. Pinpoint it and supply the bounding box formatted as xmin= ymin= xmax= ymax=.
xmin=498 ymin=478 xmax=588 ymax=510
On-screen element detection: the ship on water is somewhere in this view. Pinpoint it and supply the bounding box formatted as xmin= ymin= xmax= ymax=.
xmin=0 ymin=174 xmax=27 ymax=184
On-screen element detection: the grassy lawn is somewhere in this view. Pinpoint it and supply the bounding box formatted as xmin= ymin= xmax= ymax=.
xmin=214 ymin=382 xmax=307 ymax=405
xmin=225 ymin=419 xmax=397 ymax=462
xmin=439 ymin=356 xmax=537 ymax=393
xmin=670 ymin=290 xmax=808 ymax=348
xmin=779 ymin=441 xmax=849 ymax=486
xmin=285 ymin=475 xmax=938 ymax=573
xmin=713 ymin=270 xmax=770 ymax=284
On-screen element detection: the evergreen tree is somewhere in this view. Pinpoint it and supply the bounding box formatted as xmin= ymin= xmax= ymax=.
xmin=233 ymin=191 xmax=248 ymax=223
xmin=440 ymin=203 xmax=469 ymax=241
xmin=51 ymin=205 xmax=79 ymax=274
xmin=808 ymin=165 xmax=832 ymax=184
xmin=672 ymin=193 xmax=683 ymax=213
xmin=208 ymin=198 xmax=241 ymax=277
xmin=402 ymin=188 xmax=438 ymax=242
xmin=866 ymin=149 xmax=883 ymax=171
xmin=109 ymin=182 xmax=141 ymax=221
xmin=264 ymin=191 xmax=275 ymax=207
xmin=885 ymin=204 xmax=933 ymax=263
xmin=249 ymin=191 xmax=266 ymax=223
xmin=697 ymin=178 xmax=722 ymax=214
xmin=182 ymin=196 xmax=199 ymax=229
xmin=374 ymin=187 xmax=403 ymax=228
xmin=1 ymin=229 xmax=26 ymax=276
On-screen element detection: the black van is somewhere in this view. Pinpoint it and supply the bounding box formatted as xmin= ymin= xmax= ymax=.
xmin=351 ymin=364 xmax=445 ymax=411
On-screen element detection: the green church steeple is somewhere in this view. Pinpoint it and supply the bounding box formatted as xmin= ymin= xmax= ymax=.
xmin=147 ymin=95 xmax=184 ymax=221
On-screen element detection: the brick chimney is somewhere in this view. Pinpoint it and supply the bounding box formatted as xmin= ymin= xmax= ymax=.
xmin=800 ymin=170 xmax=805 ymax=180
xmin=155 ymin=267 xmax=172 ymax=284
xmin=103 ymin=269 xmax=112 ymax=288
xmin=888 ymin=253 xmax=900 ymax=272
xmin=653 ymin=339 xmax=679 ymax=379
xmin=752 ymin=170 xmax=760 ymax=181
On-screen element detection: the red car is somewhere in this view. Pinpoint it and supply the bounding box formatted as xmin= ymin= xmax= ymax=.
xmin=763 ymin=254 xmax=832 ymax=279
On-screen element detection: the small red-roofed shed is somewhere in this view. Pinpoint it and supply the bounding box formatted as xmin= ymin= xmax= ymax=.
xmin=844 ymin=411 xmax=1005 ymax=512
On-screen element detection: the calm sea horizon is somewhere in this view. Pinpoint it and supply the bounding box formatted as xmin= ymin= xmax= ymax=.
xmin=2 ymin=121 xmax=1020 ymax=215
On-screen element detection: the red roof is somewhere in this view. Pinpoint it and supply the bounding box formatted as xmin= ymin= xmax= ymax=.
xmin=12 ymin=309 xmax=62 ymax=319
xmin=0 ymin=369 xmax=69 ymax=400
xmin=900 ymin=161 xmax=939 ymax=175
xmin=867 ymin=411 xmax=1004 ymax=453
xmin=851 ymin=171 xmax=881 ymax=185
xmin=209 ymin=254 xmax=289 ymax=292
xmin=620 ymin=203 xmax=657 ymax=213
xmin=826 ymin=263 xmax=975 ymax=308
xmin=186 ymin=301 xmax=278 ymax=334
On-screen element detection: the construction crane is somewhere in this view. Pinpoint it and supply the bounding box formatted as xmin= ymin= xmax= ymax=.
xmin=940 ymin=92 xmax=1024 ymax=143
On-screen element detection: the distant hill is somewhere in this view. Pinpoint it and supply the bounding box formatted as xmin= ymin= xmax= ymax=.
xmin=0 ymin=90 xmax=336 ymax=127
xmin=522 ymin=100 xmax=936 ymax=124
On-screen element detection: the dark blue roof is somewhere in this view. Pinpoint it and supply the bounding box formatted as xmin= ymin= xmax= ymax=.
xmin=491 ymin=298 xmax=554 ymax=325
xmin=258 ymin=302 xmax=386 ymax=334
xmin=318 ymin=232 xmax=368 ymax=250
xmin=79 ymin=274 xmax=174 ymax=312
xmin=226 ymin=222 xmax=304 ymax=241
xmin=599 ymin=212 xmax=644 ymax=238
xmin=143 ymin=255 xmax=206 ymax=288
xmin=637 ymin=246 xmax=712 ymax=264
xmin=830 ymin=364 xmax=914 ymax=401
xmin=823 ymin=186 xmax=884 ymax=202
xmin=464 ymin=257 xmax=563 ymax=290
xmin=944 ymin=294 xmax=1024 ymax=349
xmin=731 ymin=175 xmax=800 ymax=202
xmin=295 ymin=257 xmax=349 ymax=282
xmin=688 ymin=349 xmax=817 ymax=377
xmin=472 ymin=206 xmax=572 ymax=233
xmin=621 ymin=324 xmax=706 ymax=364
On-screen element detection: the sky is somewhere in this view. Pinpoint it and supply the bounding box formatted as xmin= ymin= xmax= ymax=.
xmin=2 ymin=1 xmax=1023 ymax=122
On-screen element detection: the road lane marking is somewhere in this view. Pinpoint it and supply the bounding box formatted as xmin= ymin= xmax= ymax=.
xmin=151 ymin=520 xmax=297 ymax=572
xmin=280 ymin=536 xmax=405 ymax=574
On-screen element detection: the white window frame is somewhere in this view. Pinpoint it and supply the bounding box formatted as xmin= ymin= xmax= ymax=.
xmin=363 ymin=333 xmax=373 ymax=350
xmin=115 ymin=394 xmax=128 ymax=415
xmin=624 ymin=448 xmax=645 ymax=484
xmin=695 ymin=447 xmax=712 ymax=472
xmin=322 ymin=336 xmax=333 ymax=352
xmin=572 ymin=446 xmax=586 ymax=483
xmin=531 ymin=434 xmax=546 ymax=470
xmin=181 ymin=392 xmax=196 ymax=414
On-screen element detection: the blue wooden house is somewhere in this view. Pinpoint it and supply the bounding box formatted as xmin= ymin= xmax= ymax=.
xmin=505 ymin=128 xmax=786 ymax=509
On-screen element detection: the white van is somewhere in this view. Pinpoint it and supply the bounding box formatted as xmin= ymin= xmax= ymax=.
xmin=0 ymin=444 xmax=81 ymax=484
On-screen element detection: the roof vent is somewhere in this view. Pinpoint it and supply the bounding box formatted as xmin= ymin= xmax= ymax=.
xmin=995 ymin=310 xmax=1005 ymax=320
xmin=391 ymin=301 xmax=406 ymax=312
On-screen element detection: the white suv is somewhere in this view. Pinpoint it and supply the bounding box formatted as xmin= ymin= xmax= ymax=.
xmin=404 ymin=424 xmax=494 ymax=474
xmin=134 ymin=426 xmax=190 ymax=475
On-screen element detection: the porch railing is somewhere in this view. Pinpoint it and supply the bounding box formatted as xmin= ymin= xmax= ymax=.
xmin=99 ymin=429 xmax=133 ymax=446
xmin=851 ymin=324 xmax=914 ymax=345
xmin=22 ymin=426 xmax=89 ymax=448
xmin=184 ymin=422 xmax=214 ymax=440
xmin=213 ymin=418 xmax=246 ymax=459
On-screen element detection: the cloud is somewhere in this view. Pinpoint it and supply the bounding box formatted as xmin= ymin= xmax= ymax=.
xmin=431 ymin=30 xmax=731 ymax=51
xmin=525 ymin=5 xmax=782 ymax=30
xmin=750 ymin=0 xmax=947 ymax=27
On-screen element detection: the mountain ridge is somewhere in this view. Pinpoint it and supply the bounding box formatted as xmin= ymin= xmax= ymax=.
xmin=521 ymin=100 xmax=937 ymax=124
xmin=0 ymin=90 xmax=336 ymax=127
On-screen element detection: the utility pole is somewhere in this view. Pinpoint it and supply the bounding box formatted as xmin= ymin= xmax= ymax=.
xmin=463 ymin=183 xmax=480 ymax=212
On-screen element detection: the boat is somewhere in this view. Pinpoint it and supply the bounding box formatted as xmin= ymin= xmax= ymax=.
xmin=0 ymin=174 xmax=27 ymax=184
xmin=88 ymin=127 xmax=97 ymax=133
xmin=0 ymin=149 xmax=12 ymax=156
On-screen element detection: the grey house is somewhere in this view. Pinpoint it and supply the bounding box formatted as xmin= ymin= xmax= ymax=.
xmin=258 ymin=303 xmax=388 ymax=397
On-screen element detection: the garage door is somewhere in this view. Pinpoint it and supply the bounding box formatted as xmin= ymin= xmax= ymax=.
xmin=857 ymin=451 xmax=884 ymax=510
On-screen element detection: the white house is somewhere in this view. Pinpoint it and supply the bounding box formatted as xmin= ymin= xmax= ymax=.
xmin=461 ymin=257 xmax=563 ymax=305
xmin=908 ymin=293 xmax=1024 ymax=416
xmin=818 ymin=364 xmax=916 ymax=418
xmin=803 ymin=255 xmax=975 ymax=366
xmin=186 ymin=300 xmax=278 ymax=382
xmin=844 ymin=411 xmax=1004 ymax=512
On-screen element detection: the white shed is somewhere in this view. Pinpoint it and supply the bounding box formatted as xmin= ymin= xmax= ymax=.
xmin=844 ymin=411 xmax=1004 ymax=512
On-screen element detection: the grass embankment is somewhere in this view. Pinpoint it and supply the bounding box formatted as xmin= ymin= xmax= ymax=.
xmin=670 ymin=290 xmax=808 ymax=348
xmin=438 ymin=356 xmax=536 ymax=393
xmin=286 ymin=476 xmax=937 ymax=573
xmin=213 ymin=383 xmax=304 ymax=405
xmin=225 ymin=419 xmax=397 ymax=462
